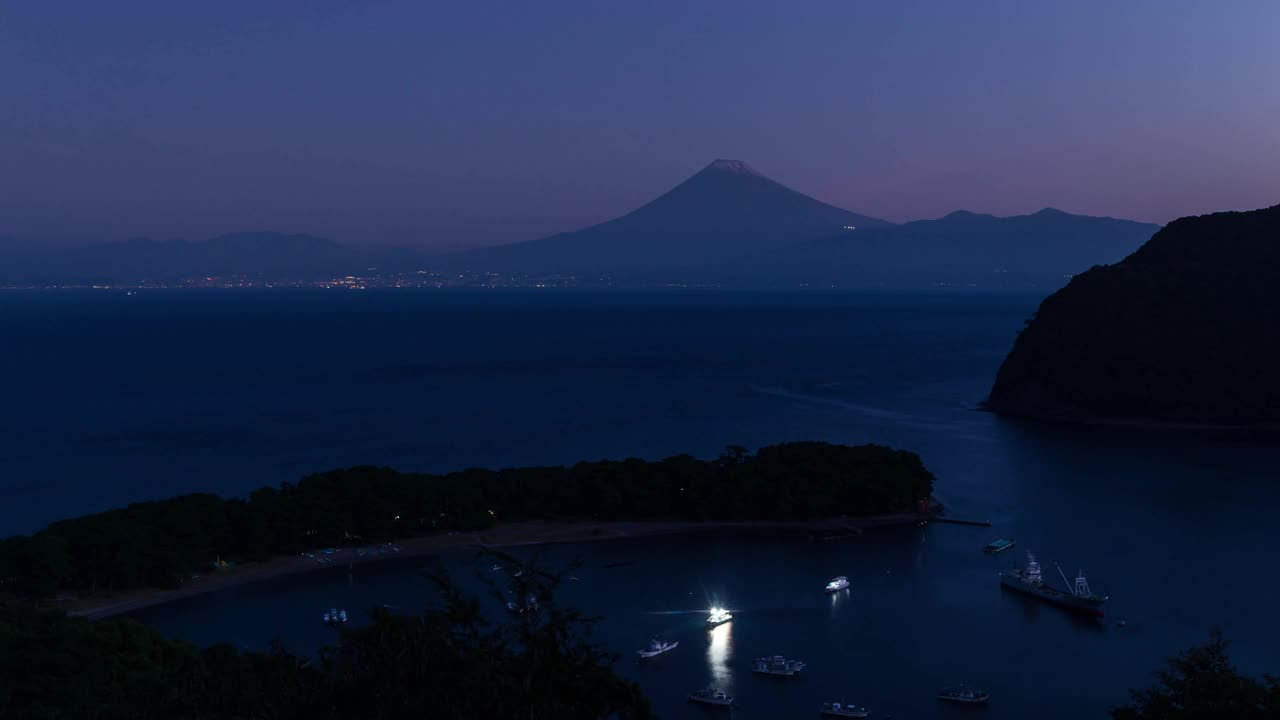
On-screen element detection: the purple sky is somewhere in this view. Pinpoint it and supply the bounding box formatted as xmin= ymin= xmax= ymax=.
xmin=2 ymin=1 xmax=1278 ymax=250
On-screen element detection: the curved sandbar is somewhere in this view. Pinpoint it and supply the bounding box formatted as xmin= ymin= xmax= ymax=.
xmin=67 ymin=510 xmax=935 ymax=620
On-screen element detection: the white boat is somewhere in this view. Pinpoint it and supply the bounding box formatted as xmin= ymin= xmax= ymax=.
xmin=636 ymin=638 xmax=678 ymax=658
xmin=821 ymin=701 xmax=869 ymax=718
xmin=687 ymin=689 xmax=734 ymax=707
xmin=825 ymin=576 xmax=850 ymax=592
xmin=752 ymin=655 xmax=806 ymax=676
xmin=706 ymin=607 xmax=732 ymax=627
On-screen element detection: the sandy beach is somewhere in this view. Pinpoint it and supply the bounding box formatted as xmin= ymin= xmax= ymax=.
xmin=65 ymin=512 xmax=930 ymax=620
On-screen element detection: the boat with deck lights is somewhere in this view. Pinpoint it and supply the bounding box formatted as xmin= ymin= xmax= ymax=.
xmin=706 ymin=607 xmax=732 ymax=627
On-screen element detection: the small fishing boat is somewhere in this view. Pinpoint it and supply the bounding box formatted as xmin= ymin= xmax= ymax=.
xmin=687 ymin=689 xmax=734 ymax=707
xmin=937 ymin=684 xmax=990 ymax=705
xmin=825 ymin=576 xmax=850 ymax=592
xmin=821 ymin=701 xmax=869 ymax=718
xmin=636 ymin=638 xmax=679 ymax=659
xmin=752 ymin=655 xmax=806 ymax=676
xmin=706 ymin=607 xmax=732 ymax=627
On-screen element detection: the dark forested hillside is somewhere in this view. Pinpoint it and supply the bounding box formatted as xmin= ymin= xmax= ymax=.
xmin=0 ymin=442 xmax=934 ymax=600
xmin=0 ymin=566 xmax=650 ymax=719
xmin=987 ymin=203 xmax=1280 ymax=424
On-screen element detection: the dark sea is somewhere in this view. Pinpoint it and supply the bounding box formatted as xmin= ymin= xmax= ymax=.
xmin=3 ymin=289 xmax=1278 ymax=718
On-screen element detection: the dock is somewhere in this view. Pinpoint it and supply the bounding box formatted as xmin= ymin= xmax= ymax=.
xmin=929 ymin=518 xmax=993 ymax=528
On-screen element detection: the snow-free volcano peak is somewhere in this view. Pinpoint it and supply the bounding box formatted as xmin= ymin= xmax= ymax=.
xmin=438 ymin=159 xmax=889 ymax=275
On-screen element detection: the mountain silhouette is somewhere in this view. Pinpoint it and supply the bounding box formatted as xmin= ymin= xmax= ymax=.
xmin=439 ymin=159 xmax=889 ymax=275
xmin=440 ymin=160 xmax=1158 ymax=287
xmin=1 ymin=161 xmax=1161 ymax=288
xmin=988 ymin=203 xmax=1280 ymax=424
xmin=792 ymin=207 xmax=1159 ymax=286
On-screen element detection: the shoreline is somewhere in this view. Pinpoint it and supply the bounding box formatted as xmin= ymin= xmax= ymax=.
xmin=980 ymin=403 xmax=1280 ymax=432
xmin=65 ymin=513 xmax=930 ymax=620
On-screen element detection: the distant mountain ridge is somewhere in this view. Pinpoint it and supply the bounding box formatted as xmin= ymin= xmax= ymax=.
xmin=440 ymin=159 xmax=1158 ymax=287
xmin=1 ymin=159 xmax=1162 ymax=288
xmin=790 ymin=206 xmax=1159 ymax=286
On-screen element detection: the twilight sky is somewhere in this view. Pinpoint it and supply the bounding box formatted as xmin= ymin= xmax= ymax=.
xmin=2 ymin=0 xmax=1278 ymax=251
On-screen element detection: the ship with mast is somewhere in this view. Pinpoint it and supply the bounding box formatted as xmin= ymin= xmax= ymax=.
xmin=999 ymin=551 xmax=1107 ymax=617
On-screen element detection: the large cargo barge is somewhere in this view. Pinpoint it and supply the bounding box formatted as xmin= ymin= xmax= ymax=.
xmin=999 ymin=551 xmax=1106 ymax=617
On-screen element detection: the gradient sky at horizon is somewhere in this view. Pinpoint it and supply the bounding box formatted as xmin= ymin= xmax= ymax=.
xmin=2 ymin=0 xmax=1278 ymax=250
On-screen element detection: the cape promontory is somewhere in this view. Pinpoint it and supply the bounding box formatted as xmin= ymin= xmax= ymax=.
xmin=987 ymin=203 xmax=1280 ymax=425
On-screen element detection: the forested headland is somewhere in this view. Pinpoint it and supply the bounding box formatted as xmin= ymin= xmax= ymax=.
xmin=988 ymin=202 xmax=1280 ymax=425
xmin=0 ymin=442 xmax=934 ymax=601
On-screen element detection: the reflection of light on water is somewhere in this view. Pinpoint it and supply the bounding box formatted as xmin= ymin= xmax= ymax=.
xmin=830 ymin=587 xmax=850 ymax=614
xmin=706 ymin=622 xmax=733 ymax=687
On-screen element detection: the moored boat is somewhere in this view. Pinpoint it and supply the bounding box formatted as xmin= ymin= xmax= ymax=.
xmin=825 ymin=576 xmax=850 ymax=592
xmin=506 ymin=595 xmax=540 ymax=615
xmin=636 ymin=638 xmax=679 ymax=658
xmin=983 ymin=538 xmax=1016 ymax=554
xmin=820 ymin=700 xmax=869 ymax=717
xmin=999 ymin=551 xmax=1106 ymax=617
xmin=752 ymin=655 xmax=806 ymax=676
xmin=688 ymin=689 xmax=734 ymax=707
xmin=937 ymin=684 xmax=990 ymax=705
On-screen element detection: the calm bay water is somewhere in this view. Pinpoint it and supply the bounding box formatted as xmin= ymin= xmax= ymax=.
xmin=3 ymin=289 xmax=1278 ymax=717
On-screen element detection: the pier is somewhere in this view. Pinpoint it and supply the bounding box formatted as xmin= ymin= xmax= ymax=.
xmin=929 ymin=517 xmax=993 ymax=527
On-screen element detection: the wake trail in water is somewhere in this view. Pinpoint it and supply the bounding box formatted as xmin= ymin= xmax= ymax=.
xmin=644 ymin=610 xmax=715 ymax=616
xmin=751 ymin=385 xmax=954 ymax=430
